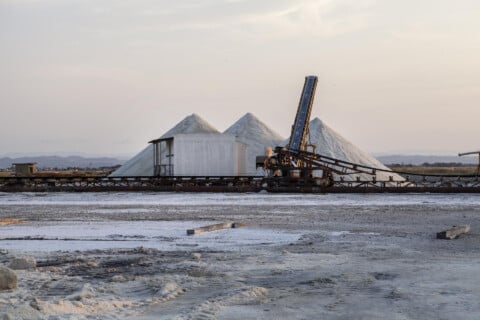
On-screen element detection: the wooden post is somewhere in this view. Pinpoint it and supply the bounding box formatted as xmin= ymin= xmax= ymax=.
xmin=436 ymin=225 xmax=470 ymax=240
xmin=186 ymin=222 xmax=247 ymax=235
xmin=0 ymin=218 xmax=22 ymax=226
xmin=187 ymin=222 xmax=233 ymax=235
xmin=232 ymin=222 xmax=248 ymax=228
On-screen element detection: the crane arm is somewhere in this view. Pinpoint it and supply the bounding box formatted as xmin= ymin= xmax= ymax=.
xmin=458 ymin=151 xmax=480 ymax=157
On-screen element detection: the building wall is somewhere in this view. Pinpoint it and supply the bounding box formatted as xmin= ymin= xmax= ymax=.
xmin=173 ymin=134 xmax=244 ymax=176
xmin=236 ymin=142 xmax=247 ymax=176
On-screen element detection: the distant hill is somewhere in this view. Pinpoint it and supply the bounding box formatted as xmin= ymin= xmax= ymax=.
xmin=0 ymin=156 xmax=125 ymax=170
xmin=376 ymin=155 xmax=477 ymax=166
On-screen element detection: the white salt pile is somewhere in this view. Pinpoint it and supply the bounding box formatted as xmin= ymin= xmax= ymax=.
xmin=224 ymin=113 xmax=284 ymax=175
xmin=293 ymin=118 xmax=404 ymax=181
xmin=110 ymin=114 xmax=219 ymax=177
xmin=161 ymin=113 xmax=219 ymax=139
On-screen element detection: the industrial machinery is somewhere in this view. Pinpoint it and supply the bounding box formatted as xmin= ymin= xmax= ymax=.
xmin=258 ymin=75 xmax=384 ymax=185
xmin=458 ymin=150 xmax=480 ymax=176
xmin=255 ymin=76 xmax=480 ymax=190
xmin=259 ymin=76 xmax=337 ymax=185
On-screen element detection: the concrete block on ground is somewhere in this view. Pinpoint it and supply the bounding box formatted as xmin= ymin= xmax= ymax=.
xmin=436 ymin=225 xmax=470 ymax=240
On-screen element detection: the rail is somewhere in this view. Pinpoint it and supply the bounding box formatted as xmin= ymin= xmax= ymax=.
xmin=1 ymin=174 xmax=480 ymax=193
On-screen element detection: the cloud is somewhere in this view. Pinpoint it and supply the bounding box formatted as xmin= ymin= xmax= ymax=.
xmin=68 ymin=0 xmax=377 ymax=42
xmin=231 ymin=0 xmax=376 ymax=39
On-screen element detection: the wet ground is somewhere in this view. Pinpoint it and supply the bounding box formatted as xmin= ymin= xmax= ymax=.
xmin=0 ymin=192 xmax=479 ymax=319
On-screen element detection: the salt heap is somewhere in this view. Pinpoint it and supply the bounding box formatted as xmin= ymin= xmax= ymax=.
xmin=160 ymin=113 xmax=219 ymax=139
xmin=224 ymin=113 xmax=284 ymax=175
xmin=298 ymin=118 xmax=404 ymax=181
xmin=110 ymin=114 xmax=219 ymax=177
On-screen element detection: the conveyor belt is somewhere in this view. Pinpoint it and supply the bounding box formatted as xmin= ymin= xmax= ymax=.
xmin=288 ymin=76 xmax=317 ymax=152
xmin=277 ymin=148 xmax=480 ymax=178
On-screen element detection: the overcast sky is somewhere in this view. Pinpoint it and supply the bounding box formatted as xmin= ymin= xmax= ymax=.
xmin=1 ymin=0 xmax=479 ymax=157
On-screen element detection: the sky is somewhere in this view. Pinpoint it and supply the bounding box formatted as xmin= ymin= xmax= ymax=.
xmin=1 ymin=0 xmax=479 ymax=158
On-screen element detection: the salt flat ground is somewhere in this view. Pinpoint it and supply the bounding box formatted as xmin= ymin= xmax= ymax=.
xmin=0 ymin=192 xmax=479 ymax=319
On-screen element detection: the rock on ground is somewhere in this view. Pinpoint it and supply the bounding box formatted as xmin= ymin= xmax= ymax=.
xmin=0 ymin=266 xmax=17 ymax=290
xmin=2 ymin=304 xmax=44 ymax=320
xmin=9 ymin=257 xmax=36 ymax=270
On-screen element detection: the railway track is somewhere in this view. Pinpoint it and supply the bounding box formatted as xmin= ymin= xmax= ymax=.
xmin=1 ymin=174 xmax=480 ymax=193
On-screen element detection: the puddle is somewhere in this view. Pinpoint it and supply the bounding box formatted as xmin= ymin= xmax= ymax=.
xmin=0 ymin=220 xmax=302 ymax=252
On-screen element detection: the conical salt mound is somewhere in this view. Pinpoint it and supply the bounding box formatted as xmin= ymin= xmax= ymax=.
xmin=110 ymin=114 xmax=219 ymax=176
xmin=161 ymin=113 xmax=219 ymax=139
xmin=224 ymin=113 xmax=284 ymax=175
xmin=305 ymin=118 xmax=403 ymax=181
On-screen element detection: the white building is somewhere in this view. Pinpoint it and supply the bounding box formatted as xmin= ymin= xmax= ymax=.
xmin=150 ymin=133 xmax=247 ymax=176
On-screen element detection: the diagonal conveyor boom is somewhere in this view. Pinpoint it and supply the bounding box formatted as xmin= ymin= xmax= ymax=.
xmin=288 ymin=76 xmax=318 ymax=152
